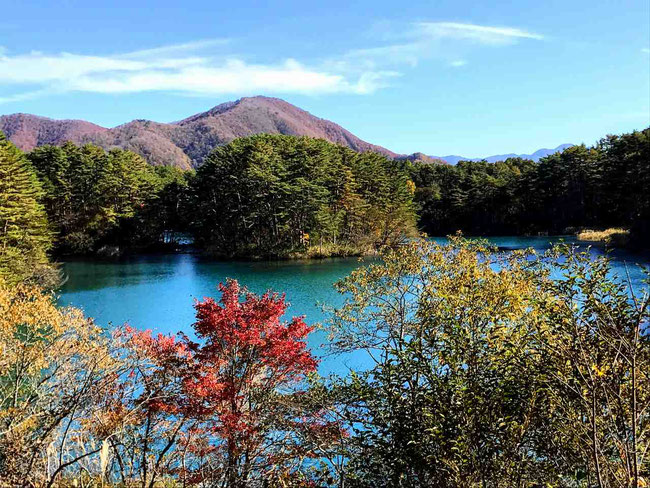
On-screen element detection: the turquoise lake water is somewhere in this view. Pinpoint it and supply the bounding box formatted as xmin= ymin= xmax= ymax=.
xmin=59 ymin=236 xmax=650 ymax=376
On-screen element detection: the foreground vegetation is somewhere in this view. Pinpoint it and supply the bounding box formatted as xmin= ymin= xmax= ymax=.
xmin=1 ymin=237 xmax=649 ymax=487
xmin=325 ymin=238 xmax=650 ymax=487
xmin=1 ymin=125 xmax=650 ymax=485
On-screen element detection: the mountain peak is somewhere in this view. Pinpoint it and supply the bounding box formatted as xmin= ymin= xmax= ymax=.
xmin=0 ymin=98 xmax=574 ymax=169
xmin=177 ymin=99 xmax=242 ymax=123
xmin=1 ymin=97 xmax=396 ymax=168
xmin=178 ymin=96 xmax=300 ymax=124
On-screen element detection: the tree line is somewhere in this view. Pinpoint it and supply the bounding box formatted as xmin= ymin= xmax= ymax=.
xmin=410 ymin=128 xmax=649 ymax=244
xmin=1 ymin=126 xmax=647 ymax=285
xmin=1 ymin=238 xmax=649 ymax=487
xmin=0 ymin=132 xmax=418 ymax=284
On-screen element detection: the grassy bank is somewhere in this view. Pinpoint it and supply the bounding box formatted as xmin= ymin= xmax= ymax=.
xmin=576 ymin=227 xmax=630 ymax=246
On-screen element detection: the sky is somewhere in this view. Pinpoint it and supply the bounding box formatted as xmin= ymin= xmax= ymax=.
xmin=1 ymin=0 xmax=649 ymax=157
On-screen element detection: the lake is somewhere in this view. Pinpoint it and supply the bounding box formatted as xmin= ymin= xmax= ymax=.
xmin=59 ymin=236 xmax=650 ymax=376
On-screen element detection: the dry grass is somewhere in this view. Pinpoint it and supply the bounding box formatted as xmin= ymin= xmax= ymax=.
xmin=298 ymin=243 xmax=373 ymax=259
xmin=576 ymin=228 xmax=630 ymax=246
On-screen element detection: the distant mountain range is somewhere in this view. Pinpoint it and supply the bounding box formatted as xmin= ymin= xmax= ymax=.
xmin=0 ymin=96 xmax=571 ymax=169
xmin=433 ymin=145 xmax=574 ymax=165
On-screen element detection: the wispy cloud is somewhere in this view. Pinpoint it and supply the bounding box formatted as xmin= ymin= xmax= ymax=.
xmin=0 ymin=42 xmax=395 ymax=103
xmin=0 ymin=22 xmax=543 ymax=103
xmin=642 ymin=48 xmax=650 ymax=54
xmin=416 ymin=22 xmax=543 ymax=45
xmin=120 ymin=39 xmax=231 ymax=59
xmin=0 ymin=90 xmax=51 ymax=104
xmin=342 ymin=21 xmax=543 ymax=68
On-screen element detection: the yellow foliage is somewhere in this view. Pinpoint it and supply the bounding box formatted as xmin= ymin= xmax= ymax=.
xmin=576 ymin=228 xmax=629 ymax=245
xmin=0 ymin=280 xmax=117 ymax=486
xmin=592 ymin=364 xmax=607 ymax=377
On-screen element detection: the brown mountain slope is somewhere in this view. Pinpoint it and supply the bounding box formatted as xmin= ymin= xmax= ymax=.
xmin=0 ymin=113 xmax=107 ymax=150
xmin=0 ymin=96 xmax=397 ymax=169
xmin=398 ymin=152 xmax=448 ymax=165
xmin=172 ymin=96 xmax=399 ymax=163
xmin=87 ymin=120 xmax=194 ymax=170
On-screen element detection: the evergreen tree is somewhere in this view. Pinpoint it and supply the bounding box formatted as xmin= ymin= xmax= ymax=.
xmin=191 ymin=134 xmax=416 ymax=257
xmin=29 ymin=142 xmax=168 ymax=253
xmin=0 ymin=132 xmax=54 ymax=284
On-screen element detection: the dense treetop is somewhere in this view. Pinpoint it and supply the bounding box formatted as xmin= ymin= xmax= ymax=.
xmin=190 ymin=134 xmax=417 ymax=257
xmin=27 ymin=142 xmax=188 ymax=255
xmin=411 ymin=128 xmax=650 ymax=244
xmin=0 ymin=133 xmax=54 ymax=284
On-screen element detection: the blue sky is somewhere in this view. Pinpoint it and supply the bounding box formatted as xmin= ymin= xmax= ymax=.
xmin=1 ymin=0 xmax=648 ymax=157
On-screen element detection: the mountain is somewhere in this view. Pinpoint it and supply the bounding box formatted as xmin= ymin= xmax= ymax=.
xmin=0 ymin=96 xmax=397 ymax=170
xmin=436 ymin=144 xmax=574 ymax=165
xmin=0 ymin=113 xmax=108 ymax=149
xmin=398 ymin=152 xmax=448 ymax=165
xmin=0 ymin=96 xmax=573 ymax=169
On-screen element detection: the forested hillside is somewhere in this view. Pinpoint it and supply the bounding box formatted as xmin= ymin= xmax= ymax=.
xmin=17 ymin=134 xmax=417 ymax=258
xmin=191 ymin=134 xmax=416 ymax=257
xmin=411 ymin=128 xmax=650 ymax=244
xmin=0 ymin=127 xmax=647 ymax=266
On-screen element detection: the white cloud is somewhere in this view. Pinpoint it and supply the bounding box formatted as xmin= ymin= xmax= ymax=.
xmin=64 ymin=58 xmax=375 ymax=95
xmin=0 ymin=23 xmax=542 ymax=103
xmin=416 ymin=22 xmax=543 ymax=45
xmin=342 ymin=21 xmax=543 ymax=68
xmin=642 ymin=48 xmax=650 ymax=54
xmin=0 ymin=42 xmax=396 ymax=103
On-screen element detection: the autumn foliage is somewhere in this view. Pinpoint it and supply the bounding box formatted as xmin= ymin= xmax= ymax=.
xmin=0 ymin=279 xmax=344 ymax=487
xmin=4 ymin=240 xmax=649 ymax=487
xmin=103 ymin=280 xmax=334 ymax=487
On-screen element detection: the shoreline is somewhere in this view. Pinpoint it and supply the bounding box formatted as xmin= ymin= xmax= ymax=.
xmin=52 ymin=230 xmax=647 ymax=263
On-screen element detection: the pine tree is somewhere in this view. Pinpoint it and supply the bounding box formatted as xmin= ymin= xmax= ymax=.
xmin=0 ymin=132 xmax=54 ymax=284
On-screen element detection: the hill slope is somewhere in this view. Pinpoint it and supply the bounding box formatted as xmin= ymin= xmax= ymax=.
xmin=0 ymin=97 xmax=397 ymax=169
xmin=0 ymin=97 xmax=573 ymax=169
xmin=0 ymin=113 xmax=108 ymax=149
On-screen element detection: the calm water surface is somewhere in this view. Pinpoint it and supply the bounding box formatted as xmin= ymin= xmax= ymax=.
xmin=59 ymin=236 xmax=650 ymax=375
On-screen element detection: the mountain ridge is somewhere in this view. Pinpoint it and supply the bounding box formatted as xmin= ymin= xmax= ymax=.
xmin=435 ymin=144 xmax=574 ymax=164
xmin=0 ymin=96 xmax=571 ymax=169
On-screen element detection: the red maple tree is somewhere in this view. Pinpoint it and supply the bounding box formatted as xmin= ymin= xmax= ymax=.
xmin=110 ymin=279 xmax=337 ymax=487
xmin=183 ymin=279 xmax=318 ymax=484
